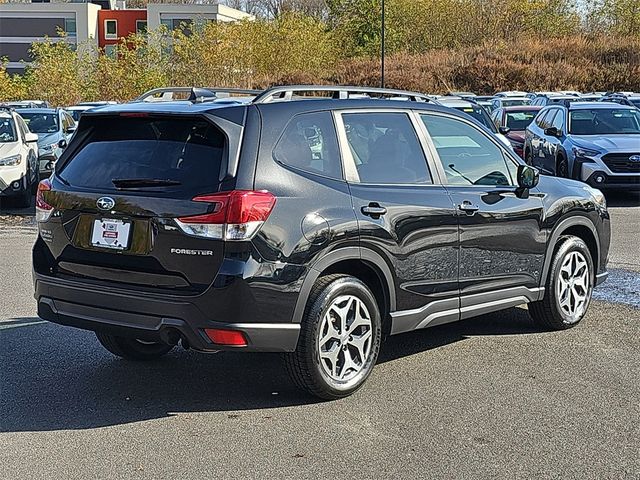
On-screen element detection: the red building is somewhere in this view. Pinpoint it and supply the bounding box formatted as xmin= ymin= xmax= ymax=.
xmin=97 ymin=9 xmax=147 ymax=56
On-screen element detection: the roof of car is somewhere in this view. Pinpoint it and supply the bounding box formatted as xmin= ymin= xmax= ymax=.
xmin=18 ymin=108 xmax=58 ymax=113
xmin=500 ymin=105 xmax=542 ymax=111
xmin=568 ymin=101 xmax=637 ymax=110
xmin=435 ymin=97 xmax=478 ymax=108
xmin=84 ymin=97 xmax=462 ymax=117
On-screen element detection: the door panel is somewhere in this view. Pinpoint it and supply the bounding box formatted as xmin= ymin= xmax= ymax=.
xmin=336 ymin=110 xmax=460 ymax=332
xmin=420 ymin=112 xmax=547 ymax=299
xmin=447 ymin=187 xmax=546 ymax=297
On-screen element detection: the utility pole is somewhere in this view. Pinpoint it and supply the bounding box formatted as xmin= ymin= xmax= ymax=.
xmin=381 ymin=0 xmax=385 ymax=88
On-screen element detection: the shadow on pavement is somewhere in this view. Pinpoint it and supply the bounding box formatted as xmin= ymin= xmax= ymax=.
xmin=605 ymin=190 xmax=640 ymax=208
xmin=0 ymin=307 xmax=539 ymax=432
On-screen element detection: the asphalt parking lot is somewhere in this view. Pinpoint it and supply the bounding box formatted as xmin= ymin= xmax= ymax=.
xmin=0 ymin=192 xmax=638 ymax=479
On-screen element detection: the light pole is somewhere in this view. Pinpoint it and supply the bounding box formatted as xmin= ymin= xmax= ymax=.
xmin=380 ymin=0 xmax=385 ymax=89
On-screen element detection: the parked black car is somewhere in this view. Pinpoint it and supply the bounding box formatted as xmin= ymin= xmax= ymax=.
xmin=34 ymin=86 xmax=610 ymax=399
xmin=524 ymin=102 xmax=640 ymax=189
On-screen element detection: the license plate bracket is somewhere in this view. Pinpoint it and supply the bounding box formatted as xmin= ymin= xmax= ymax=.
xmin=91 ymin=218 xmax=132 ymax=250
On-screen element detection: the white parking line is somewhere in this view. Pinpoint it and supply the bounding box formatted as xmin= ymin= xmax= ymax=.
xmin=593 ymin=269 xmax=640 ymax=308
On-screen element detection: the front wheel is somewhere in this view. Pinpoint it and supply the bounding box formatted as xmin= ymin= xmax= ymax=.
xmin=96 ymin=332 xmax=174 ymax=360
xmin=529 ymin=235 xmax=593 ymax=330
xmin=556 ymin=155 xmax=569 ymax=178
xmin=284 ymin=274 xmax=382 ymax=399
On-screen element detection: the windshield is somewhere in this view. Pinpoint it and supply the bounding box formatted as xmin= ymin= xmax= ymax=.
xmin=629 ymin=99 xmax=640 ymax=108
xmin=502 ymin=99 xmax=530 ymax=107
xmin=505 ymin=110 xmax=537 ymax=131
xmin=569 ymin=108 xmax=640 ymax=135
xmin=20 ymin=112 xmax=59 ymax=134
xmin=0 ymin=117 xmax=17 ymax=143
xmin=454 ymin=106 xmax=497 ymax=132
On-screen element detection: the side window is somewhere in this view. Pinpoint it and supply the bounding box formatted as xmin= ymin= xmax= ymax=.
xmin=538 ymin=109 xmax=554 ymax=129
xmin=421 ymin=114 xmax=515 ymax=187
xmin=273 ymin=111 xmax=343 ymax=180
xmin=551 ymin=109 xmax=564 ymax=131
xmin=342 ymin=112 xmax=432 ymax=185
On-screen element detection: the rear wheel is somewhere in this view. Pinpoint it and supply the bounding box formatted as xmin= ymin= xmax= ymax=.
xmin=96 ymin=332 xmax=174 ymax=360
xmin=529 ymin=235 xmax=593 ymax=330
xmin=284 ymin=274 xmax=382 ymax=399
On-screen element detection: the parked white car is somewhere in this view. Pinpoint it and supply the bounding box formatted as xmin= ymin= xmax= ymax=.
xmin=0 ymin=108 xmax=39 ymax=207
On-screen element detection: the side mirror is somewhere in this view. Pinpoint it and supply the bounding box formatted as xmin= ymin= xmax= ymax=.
xmin=498 ymin=126 xmax=511 ymax=135
xmin=24 ymin=132 xmax=38 ymax=143
xmin=544 ymin=126 xmax=560 ymax=137
xmin=58 ymin=139 xmax=67 ymax=149
xmin=517 ymin=164 xmax=539 ymax=190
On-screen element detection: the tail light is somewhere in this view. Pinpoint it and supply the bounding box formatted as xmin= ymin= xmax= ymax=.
xmin=175 ymin=190 xmax=276 ymax=241
xmin=35 ymin=179 xmax=53 ymax=222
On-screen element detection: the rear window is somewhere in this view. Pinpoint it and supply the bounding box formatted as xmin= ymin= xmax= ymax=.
xmin=505 ymin=110 xmax=537 ymax=130
xmin=58 ymin=116 xmax=226 ymax=197
xmin=453 ymin=106 xmax=497 ymax=132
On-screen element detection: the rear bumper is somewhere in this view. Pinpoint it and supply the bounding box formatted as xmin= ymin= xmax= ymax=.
xmin=34 ymin=273 xmax=300 ymax=353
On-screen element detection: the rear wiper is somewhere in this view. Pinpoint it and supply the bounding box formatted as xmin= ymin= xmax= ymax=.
xmin=112 ymin=178 xmax=182 ymax=188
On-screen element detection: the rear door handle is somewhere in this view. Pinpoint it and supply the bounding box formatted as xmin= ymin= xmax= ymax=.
xmin=361 ymin=204 xmax=387 ymax=217
xmin=458 ymin=201 xmax=479 ymax=215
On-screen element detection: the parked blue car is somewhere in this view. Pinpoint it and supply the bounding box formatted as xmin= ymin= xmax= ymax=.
xmin=524 ymin=102 xmax=640 ymax=189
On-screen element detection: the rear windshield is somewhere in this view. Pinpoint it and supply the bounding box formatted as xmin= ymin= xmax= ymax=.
xmin=569 ymin=109 xmax=640 ymax=135
xmin=505 ymin=110 xmax=537 ymax=131
xmin=501 ymin=99 xmax=530 ymax=107
xmin=58 ymin=116 xmax=226 ymax=197
xmin=454 ymin=106 xmax=497 ymax=132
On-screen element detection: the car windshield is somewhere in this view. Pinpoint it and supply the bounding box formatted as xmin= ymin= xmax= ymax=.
xmin=502 ymin=99 xmax=530 ymax=107
xmin=629 ymin=99 xmax=640 ymax=108
xmin=569 ymin=108 xmax=640 ymax=135
xmin=454 ymin=106 xmax=497 ymax=132
xmin=0 ymin=117 xmax=17 ymax=143
xmin=20 ymin=112 xmax=59 ymax=133
xmin=505 ymin=110 xmax=537 ymax=131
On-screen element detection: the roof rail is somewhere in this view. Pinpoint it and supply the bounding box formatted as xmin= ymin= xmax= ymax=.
xmin=252 ymin=85 xmax=434 ymax=104
xmin=134 ymin=87 xmax=261 ymax=103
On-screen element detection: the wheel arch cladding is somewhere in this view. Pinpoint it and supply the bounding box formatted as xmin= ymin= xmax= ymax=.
xmin=542 ymin=217 xmax=599 ymax=285
xmin=291 ymin=247 xmax=395 ymax=332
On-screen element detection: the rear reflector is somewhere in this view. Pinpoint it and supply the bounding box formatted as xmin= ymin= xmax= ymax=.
xmin=35 ymin=179 xmax=53 ymax=223
xmin=175 ymin=190 xmax=276 ymax=240
xmin=204 ymin=328 xmax=248 ymax=346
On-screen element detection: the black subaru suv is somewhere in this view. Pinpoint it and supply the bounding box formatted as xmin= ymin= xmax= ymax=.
xmin=33 ymin=86 xmax=611 ymax=399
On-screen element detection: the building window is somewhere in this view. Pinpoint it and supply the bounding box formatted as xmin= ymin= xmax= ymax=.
xmin=64 ymin=18 xmax=77 ymax=36
xmin=136 ymin=20 xmax=147 ymax=35
xmin=104 ymin=44 xmax=117 ymax=58
xmin=105 ymin=19 xmax=117 ymax=39
xmin=160 ymin=18 xmax=172 ymax=30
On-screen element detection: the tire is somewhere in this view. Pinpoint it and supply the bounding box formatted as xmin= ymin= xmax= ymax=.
xmin=284 ymin=274 xmax=382 ymax=400
xmin=525 ymin=148 xmax=533 ymax=166
xmin=11 ymin=166 xmax=33 ymax=208
xmin=96 ymin=332 xmax=174 ymax=361
xmin=556 ymin=154 xmax=569 ymax=178
xmin=529 ymin=235 xmax=594 ymax=330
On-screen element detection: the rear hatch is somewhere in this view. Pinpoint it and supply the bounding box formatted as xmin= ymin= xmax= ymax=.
xmin=37 ymin=112 xmax=243 ymax=294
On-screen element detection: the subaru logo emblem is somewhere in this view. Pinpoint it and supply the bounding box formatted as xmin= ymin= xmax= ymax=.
xmin=629 ymin=155 xmax=640 ymax=163
xmin=96 ymin=197 xmax=115 ymax=210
